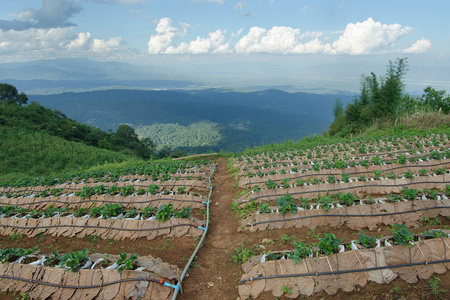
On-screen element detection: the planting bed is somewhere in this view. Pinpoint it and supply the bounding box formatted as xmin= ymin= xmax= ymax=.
xmin=0 ymin=160 xmax=215 ymax=299
xmin=228 ymin=133 xmax=450 ymax=299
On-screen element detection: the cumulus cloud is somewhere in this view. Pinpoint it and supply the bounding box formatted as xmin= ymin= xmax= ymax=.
xmin=147 ymin=18 xmax=229 ymax=54
xmin=147 ymin=17 xmax=419 ymax=56
xmin=0 ymin=0 xmax=82 ymax=31
xmin=0 ymin=26 xmax=125 ymax=57
xmin=329 ymin=17 xmax=412 ymax=55
xmin=403 ymin=38 xmax=432 ymax=53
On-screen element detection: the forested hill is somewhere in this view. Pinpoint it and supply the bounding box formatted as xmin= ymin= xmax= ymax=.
xmin=31 ymin=89 xmax=353 ymax=153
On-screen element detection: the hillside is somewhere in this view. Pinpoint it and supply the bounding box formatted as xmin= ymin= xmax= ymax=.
xmin=30 ymin=88 xmax=353 ymax=153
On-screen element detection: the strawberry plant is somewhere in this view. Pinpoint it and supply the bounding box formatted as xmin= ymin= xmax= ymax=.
xmin=120 ymin=185 xmax=135 ymax=196
xmin=174 ymin=207 xmax=192 ymax=219
xmin=318 ymin=196 xmax=333 ymax=212
xmin=147 ymin=184 xmax=160 ymax=195
xmin=327 ymin=175 xmax=336 ymax=184
xmin=101 ymin=204 xmax=123 ymax=219
xmin=403 ymin=171 xmax=415 ymax=179
xmin=58 ymin=248 xmax=89 ymax=272
xmin=401 ymin=187 xmax=418 ymax=200
xmin=89 ymin=205 xmax=103 ymax=218
xmin=434 ymin=168 xmax=446 ymax=175
xmin=419 ymin=169 xmax=429 ymax=176
xmin=177 ymin=186 xmax=187 ymax=194
xmin=357 ymin=233 xmax=377 ymax=248
xmin=117 ymin=252 xmax=138 ymax=274
xmin=318 ymin=233 xmax=342 ymax=255
xmin=106 ymin=185 xmax=120 ymax=195
xmin=276 ymin=194 xmax=298 ymax=216
xmin=373 ymin=170 xmax=383 ymax=180
xmin=280 ymin=178 xmax=291 ymax=189
xmin=156 ymin=204 xmax=174 ymax=221
xmin=388 ymin=194 xmax=400 ymax=202
xmin=288 ymin=241 xmax=312 ymax=263
xmin=341 ymin=173 xmax=350 ymax=183
xmin=265 ymin=179 xmax=277 ymax=189
xmin=390 ymin=224 xmax=414 ymax=246
xmin=423 ymin=230 xmax=447 ymax=239
xmin=259 ymin=202 xmax=271 ymax=213
xmin=74 ymin=208 xmax=89 ymax=217
xmin=141 ymin=205 xmax=155 ymax=218
xmin=337 ymin=192 xmax=357 ymax=206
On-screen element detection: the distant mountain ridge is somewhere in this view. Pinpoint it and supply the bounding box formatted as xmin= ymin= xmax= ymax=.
xmin=30 ymin=88 xmax=353 ymax=153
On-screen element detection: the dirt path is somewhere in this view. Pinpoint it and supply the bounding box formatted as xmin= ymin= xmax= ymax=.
xmin=179 ymin=158 xmax=242 ymax=300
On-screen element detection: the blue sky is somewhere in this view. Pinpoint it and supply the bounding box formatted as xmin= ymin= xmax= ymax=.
xmin=1 ymin=0 xmax=449 ymax=93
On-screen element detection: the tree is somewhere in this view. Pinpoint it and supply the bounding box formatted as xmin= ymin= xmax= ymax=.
xmin=115 ymin=124 xmax=139 ymax=144
xmin=332 ymin=98 xmax=344 ymax=121
xmin=422 ymin=86 xmax=450 ymax=114
xmin=0 ymin=83 xmax=28 ymax=105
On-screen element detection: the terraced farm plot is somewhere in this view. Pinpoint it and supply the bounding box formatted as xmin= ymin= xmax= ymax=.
xmin=0 ymin=160 xmax=215 ymax=300
xmin=229 ymin=133 xmax=450 ymax=299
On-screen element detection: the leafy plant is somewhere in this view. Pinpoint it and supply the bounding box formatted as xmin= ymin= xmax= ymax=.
xmin=101 ymin=204 xmax=124 ymax=219
xmin=387 ymin=194 xmax=400 ymax=202
xmin=74 ymin=207 xmax=88 ymax=217
xmin=318 ymin=196 xmax=333 ymax=212
xmin=44 ymin=251 xmax=60 ymax=266
xmin=288 ymin=241 xmax=312 ymax=263
xmin=229 ymin=242 xmax=258 ymax=264
xmin=120 ymin=185 xmax=135 ymax=196
xmin=117 ymin=252 xmax=138 ymax=274
xmin=155 ymin=204 xmax=174 ymax=221
xmin=423 ymin=230 xmax=447 ymax=239
xmin=403 ymin=171 xmax=415 ymax=179
xmin=177 ymin=186 xmax=187 ymax=194
xmin=318 ymin=233 xmax=342 ymax=255
xmin=373 ymin=170 xmax=383 ymax=180
xmin=338 ymin=192 xmax=357 ymax=206
xmin=58 ymin=248 xmax=89 ymax=272
xmin=258 ymin=202 xmax=271 ymax=213
xmin=390 ymin=224 xmax=414 ymax=246
xmin=327 ymin=175 xmax=337 ymax=184
xmin=276 ymin=194 xmax=298 ymax=216
xmin=357 ymin=233 xmax=377 ymax=248
xmin=280 ymin=285 xmax=292 ymax=295
xmin=434 ymin=167 xmax=446 ymax=175
xmin=173 ymin=207 xmax=192 ymax=219
xmin=265 ymin=179 xmax=277 ymax=189
xmin=426 ymin=277 xmax=447 ymax=299
xmin=401 ymin=187 xmax=418 ymax=200
xmin=358 ymin=175 xmax=367 ymax=181
xmin=106 ymin=185 xmax=120 ymax=195
xmin=341 ymin=173 xmax=350 ymax=183
xmin=280 ymin=178 xmax=291 ymax=188
xmin=141 ymin=205 xmax=155 ymax=218
xmin=89 ymin=205 xmax=103 ymax=218
xmin=419 ymin=169 xmax=429 ymax=176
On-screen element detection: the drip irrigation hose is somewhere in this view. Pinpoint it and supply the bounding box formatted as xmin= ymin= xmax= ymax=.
xmin=171 ymin=165 xmax=216 ymax=300
xmin=245 ymin=205 xmax=450 ymax=227
xmin=238 ymin=179 xmax=450 ymax=205
xmin=0 ymin=221 xmax=202 ymax=232
xmin=0 ymin=274 xmax=162 ymax=288
xmin=1 ymin=196 xmax=207 ymax=208
xmin=242 ymin=161 xmax=450 ymax=186
xmin=238 ymin=258 xmax=450 ymax=285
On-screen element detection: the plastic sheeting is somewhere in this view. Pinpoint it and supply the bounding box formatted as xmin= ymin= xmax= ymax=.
xmin=238 ymin=237 xmax=450 ymax=299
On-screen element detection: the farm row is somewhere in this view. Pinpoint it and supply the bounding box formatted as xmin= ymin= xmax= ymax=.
xmin=228 ymin=134 xmax=450 ymax=299
xmin=0 ymin=159 xmax=216 ymax=299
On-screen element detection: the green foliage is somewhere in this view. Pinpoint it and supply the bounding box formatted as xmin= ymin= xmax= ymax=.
xmin=390 ymin=224 xmax=414 ymax=246
xmin=173 ymin=207 xmax=192 ymax=219
xmin=229 ymin=242 xmax=258 ymax=264
xmin=288 ymin=241 xmax=312 ymax=263
xmin=423 ymin=230 xmax=447 ymax=239
xmin=258 ymin=202 xmax=271 ymax=213
xmin=117 ymin=252 xmax=138 ymax=274
xmin=318 ymin=233 xmax=342 ymax=255
xmin=265 ymin=179 xmax=277 ymax=189
xmin=426 ymin=277 xmax=447 ymax=299
xmin=155 ymin=204 xmax=174 ymax=221
xmin=58 ymin=248 xmax=89 ymax=272
xmin=357 ymin=233 xmax=377 ymax=248
xmin=401 ymin=187 xmax=418 ymax=200
xmin=0 ymin=83 xmax=28 ymax=105
xmin=276 ymin=194 xmax=298 ymax=216
xmin=141 ymin=205 xmax=155 ymax=218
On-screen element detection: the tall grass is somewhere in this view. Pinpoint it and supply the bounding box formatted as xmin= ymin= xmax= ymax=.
xmin=0 ymin=126 xmax=139 ymax=179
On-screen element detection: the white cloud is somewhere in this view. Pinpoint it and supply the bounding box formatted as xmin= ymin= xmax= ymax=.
xmin=67 ymin=32 xmax=92 ymax=50
xmin=235 ymin=2 xmax=246 ymax=11
xmin=148 ymin=18 xmax=229 ymax=54
xmin=147 ymin=17 xmax=417 ymax=56
xmin=91 ymin=37 xmax=125 ymax=53
xmin=329 ymin=17 xmax=413 ymax=55
xmin=403 ymin=38 xmax=432 ymax=53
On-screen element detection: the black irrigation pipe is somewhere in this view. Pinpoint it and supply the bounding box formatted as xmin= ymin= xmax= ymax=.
xmin=245 ymin=205 xmax=450 ymax=227
xmin=238 ymin=180 xmax=450 ymax=205
xmin=239 ymin=258 xmax=450 ymax=284
xmin=0 ymin=274 xmax=163 ymax=289
xmin=0 ymin=222 xmax=200 ymax=232
xmin=242 ymin=161 xmax=450 ymax=185
xmin=0 ymin=197 xmax=207 ymax=207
